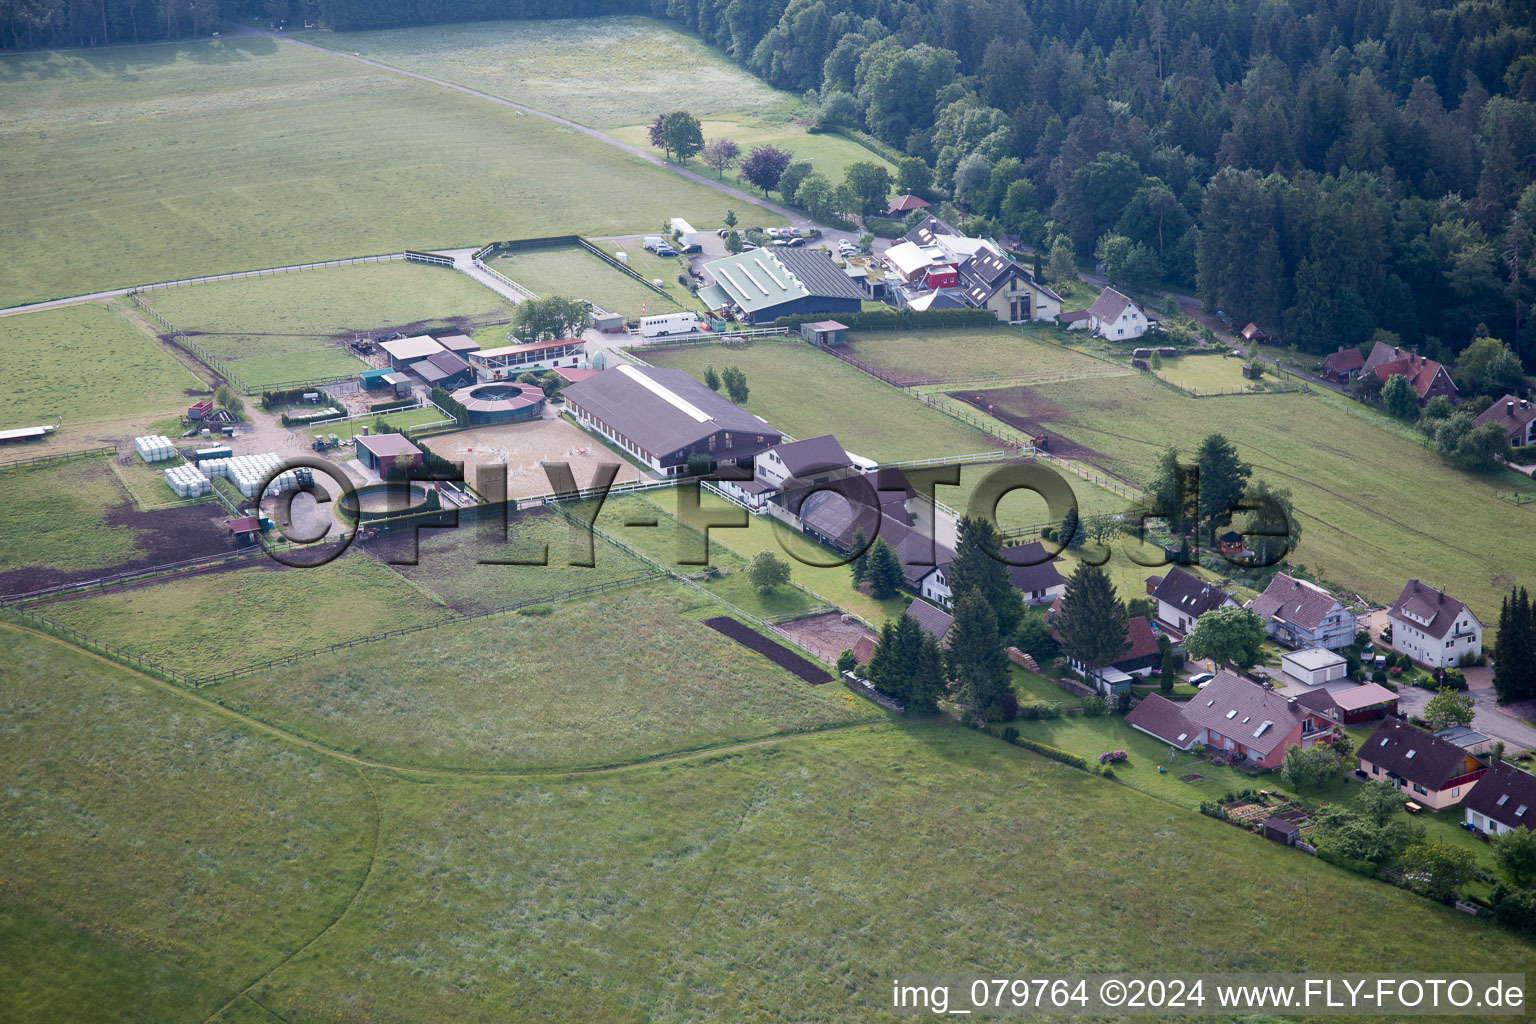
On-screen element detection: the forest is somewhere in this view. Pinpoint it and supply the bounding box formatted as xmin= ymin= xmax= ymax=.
xmin=5 ymin=0 xmax=1534 ymax=364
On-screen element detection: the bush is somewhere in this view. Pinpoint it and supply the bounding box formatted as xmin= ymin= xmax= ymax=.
xmin=1010 ymin=735 xmax=1089 ymax=770
xmin=1439 ymin=668 xmax=1468 ymax=690
xmin=1017 ymin=704 xmax=1041 ymax=720
xmin=1317 ymin=847 xmax=1380 ymax=878
xmin=1372 ymin=669 xmax=1388 ymax=684
xmin=1082 ymin=696 xmax=1107 ymax=716
xmin=837 ymin=649 xmax=857 ymax=674
xmin=1199 ymin=801 xmax=1229 ymax=820
xmin=1037 ymin=703 xmax=1060 ymax=720
xmin=998 ymin=690 xmax=1019 ymax=722
xmin=863 ymin=217 xmax=908 ymax=238
xmin=1000 ymin=726 xmax=1019 ymax=745
xmin=369 ymin=398 xmax=415 ymax=413
xmin=516 ymin=604 xmax=555 ymax=616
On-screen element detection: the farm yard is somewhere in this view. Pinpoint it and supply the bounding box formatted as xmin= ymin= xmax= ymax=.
xmin=32 ymin=554 xmax=451 ymax=680
xmin=639 ymin=342 xmax=1001 ymax=462
xmin=144 ymin=260 xmax=517 ymax=391
xmin=0 ymin=456 xmax=235 ymax=595
xmin=206 ymin=581 xmax=877 ymax=772
xmin=484 ymin=244 xmax=689 ymax=317
xmin=436 ymin=417 xmax=644 ymax=499
xmin=949 ymin=374 xmax=1536 ymax=620
xmin=0 ymin=38 xmax=770 ymax=307
xmin=844 ymin=325 xmax=1136 ymax=388
xmin=0 ymin=303 xmax=203 ymax=440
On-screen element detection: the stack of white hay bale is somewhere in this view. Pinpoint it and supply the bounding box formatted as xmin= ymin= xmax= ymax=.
xmin=162 ymin=462 xmax=211 ymax=498
xmin=133 ymin=435 xmax=176 ymax=462
xmin=201 ymin=452 xmax=301 ymax=498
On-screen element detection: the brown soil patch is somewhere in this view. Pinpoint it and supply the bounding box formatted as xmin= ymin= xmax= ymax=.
xmin=946 ymin=386 xmax=1103 ymax=464
xmin=774 ymin=612 xmax=876 ymax=664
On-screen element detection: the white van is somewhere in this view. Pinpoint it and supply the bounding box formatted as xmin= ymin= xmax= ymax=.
xmin=639 ymin=312 xmax=700 ymax=338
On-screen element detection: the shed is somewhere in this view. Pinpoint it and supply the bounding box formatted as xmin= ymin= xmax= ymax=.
xmin=591 ymin=309 xmax=625 ymax=333
xmin=225 ymin=516 xmax=262 ymax=544
xmin=799 ymin=320 xmax=849 ymax=347
xmin=1262 ymin=816 xmax=1300 ymax=845
xmin=1282 ymin=647 xmax=1348 ymax=686
xmin=355 ymin=432 xmax=422 ymax=476
xmin=379 ymin=335 xmax=445 ymax=371
xmin=381 ymin=372 xmax=413 ymax=397
xmin=359 ymin=367 xmax=392 ymax=389
xmin=434 ymin=334 xmax=480 ymax=356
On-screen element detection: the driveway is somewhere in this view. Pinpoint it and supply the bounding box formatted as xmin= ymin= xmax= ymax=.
xmin=1392 ymin=675 xmax=1536 ymax=754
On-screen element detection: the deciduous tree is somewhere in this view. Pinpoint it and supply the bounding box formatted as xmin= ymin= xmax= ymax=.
xmin=748 ymin=550 xmax=791 ymax=593
xmin=1182 ymin=607 xmax=1266 ymax=672
xmin=740 ymin=145 xmax=793 ymax=196
xmin=702 ymin=137 xmax=740 ymax=179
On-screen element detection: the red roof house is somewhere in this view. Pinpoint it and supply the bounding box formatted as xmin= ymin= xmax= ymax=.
xmin=1364 ymin=342 xmax=1457 ymax=405
xmin=1320 ymin=346 xmax=1365 ymax=383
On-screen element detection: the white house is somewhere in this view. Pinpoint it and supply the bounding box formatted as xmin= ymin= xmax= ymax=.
xmin=1085 ymin=287 xmax=1150 ymax=340
xmin=1249 ymin=573 xmax=1356 ymax=650
xmin=1386 ymin=579 xmax=1482 ymax=669
xmin=918 ymin=540 xmax=1065 ymax=609
xmin=1147 ymin=567 xmax=1237 ymax=634
xmin=1462 ymin=762 xmax=1536 ymax=836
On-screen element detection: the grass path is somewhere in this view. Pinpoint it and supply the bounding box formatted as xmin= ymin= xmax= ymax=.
xmin=0 ymin=622 xmax=886 ymax=781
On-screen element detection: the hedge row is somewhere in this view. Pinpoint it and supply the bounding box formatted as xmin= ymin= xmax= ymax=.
xmin=997 ymin=730 xmax=1091 ymax=771
xmin=773 ymin=307 xmax=1000 ymax=332
xmin=262 ymin=386 xmax=327 ymax=410
xmin=429 ymin=387 xmax=469 ymax=428
xmin=1316 ymin=847 xmax=1380 ymax=878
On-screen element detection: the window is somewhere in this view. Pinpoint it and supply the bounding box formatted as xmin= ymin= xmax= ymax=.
xmin=1373 ymin=764 xmax=1380 ymax=774
xmin=1452 ymin=788 xmax=1460 ymax=797
xmin=1412 ymin=783 xmax=1428 ymax=795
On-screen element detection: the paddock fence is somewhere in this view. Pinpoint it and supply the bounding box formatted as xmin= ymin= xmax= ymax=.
xmin=0 ymin=445 xmax=115 ymax=470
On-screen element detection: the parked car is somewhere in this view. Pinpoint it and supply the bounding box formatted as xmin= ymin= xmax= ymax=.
xmin=654 ymin=244 xmax=678 ymax=257
xmin=1188 ymin=672 xmax=1215 ymax=688
xmin=680 ymin=242 xmax=701 ymax=254
xmin=786 ymin=237 xmax=804 ymax=246
xmin=716 ymin=227 xmax=729 ymax=238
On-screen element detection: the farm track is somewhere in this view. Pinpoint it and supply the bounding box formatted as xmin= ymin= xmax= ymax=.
xmin=1 ymin=621 xmax=887 ymax=781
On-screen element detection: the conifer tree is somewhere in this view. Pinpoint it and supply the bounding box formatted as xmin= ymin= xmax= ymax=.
xmin=864 ymin=538 xmax=904 ymax=599
xmin=948 ymin=515 xmax=1024 ymax=635
xmin=908 ymin=632 xmax=947 ymax=714
xmin=948 ymin=590 xmax=1011 ymax=720
xmin=848 ymin=525 xmax=869 ymax=585
xmin=1055 ymin=564 xmax=1128 ymax=685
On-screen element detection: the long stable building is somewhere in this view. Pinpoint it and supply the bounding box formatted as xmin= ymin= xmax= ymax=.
xmin=469 ymin=338 xmax=587 ymax=381
xmin=562 ymin=365 xmax=782 ymax=475
xmin=699 ymin=247 xmax=865 ymax=324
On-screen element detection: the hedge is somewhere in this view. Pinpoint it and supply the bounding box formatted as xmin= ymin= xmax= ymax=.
xmin=262 ymin=386 xmax=329 ymax=410
xmin=429 ymin=386 xmax=469 ymax=428
xmin=773 ymin=307 xmax=1000 ymax=332
xmin=1316 ymin=847 xmax=1380 ymax=878
xmin=998 ymin=731 xmax=1090 ymax=771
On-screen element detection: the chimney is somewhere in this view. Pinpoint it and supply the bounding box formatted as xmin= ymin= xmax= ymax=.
xmin=1510 ymin=401 xmax=1516 ymax=415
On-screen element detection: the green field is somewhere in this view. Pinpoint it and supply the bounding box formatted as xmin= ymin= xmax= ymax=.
xmin=144 ymin=260 xmax=516 ymax=391
xmin=640 ymin=342 xmax=1000 ymax=462
xmin=0 ymin=627 xmax=375 ymax=1024
xmin=35 ymin=554 xmax=451 ymax=679
xmin=316 ymin=16 xmax=796 ymax=128
xmin=0 ymin=458 xmax=144 ymax=575
xmin=208 ymin=581 xmax=875 ymax=772
xmin=963 ymin=374 xmax=1536 ymax=620
xmin=1153 ymin=352 xmax=1301 ymax=394
xmin=367 ymin=511 xmax=653 ymax=613
xmin=849 ymin=325 xmax=1136 ymax=388
xmin=0 ymin=303 xmax=200 ymax=431
xmin=487 ymin=245 xmax=687 ymax=317
xmin=0 ymin=39 xmax=779 ymax=307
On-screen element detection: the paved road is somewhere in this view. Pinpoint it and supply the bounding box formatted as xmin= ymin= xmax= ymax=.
xmin=1391 ymin=677 xmax=1536 ymax=753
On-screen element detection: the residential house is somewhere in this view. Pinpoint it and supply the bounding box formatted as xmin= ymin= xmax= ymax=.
xmin=1250 ymin=573 xmax=1356 ymax=650
xmin=1320 ymin=346 xmax=1365 ymax=383
xmin=1474 ymin=395 xmax=1536 ymax=448
xmin=886 ymin=193 xmax=931 ymax=217
xmin=1294 ymin=682 xmax=1399 ymax=725
xmin=888 ymin=216 xmax=1060 ymax=323
xmin=1051 ymin=605 xmax=1163 ymax=694
xmin=1240 ymin=322 xmax=1268 ymax=344
xmin=1147 ymin=567 xmax=1237 ymax=634
xmin=1084 ymin=287 xmax=1151 ymax=340
xmin=1363 ymin=342 xmax=1457 ymax=406
xmin=956 ymin=246 xmax=1063 ymax=324
xmin=1386 ymin=579 xmax=1482 ymax=668
xmin=1358 ymin=718 xmax=1486 ymax=810
xmin=1462 ymin=762 xmax=1536 ymax=836
xmin=918 ymin=540 xmax=1066 ymax=609
xmin=1126 ymin=670 xmax=1336 ymax=768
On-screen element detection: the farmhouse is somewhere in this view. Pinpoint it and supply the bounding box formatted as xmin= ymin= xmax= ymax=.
xmin=1250 ymin=573 xmax=1356 ymax=650
xmin=1359 ymin=718 xmax=1486 ymax=810
xmin=1363 ymin=342 xmax=1457 ymax=405
xmin=918 ymin=540 xmax=1066 ymax=609
xmin=716 ymin=433 xmax=873 ymax=511
xmin=562 ymin=365 xmax=781 ymax=475
xmin=469 ymin=338 xmax=587 ymax=381
xmin=1294 ymin=682 xmax=1399 ymax=725
xmin=906 ymin=598 xmax=954 ymax=645
xmin=1147 ymin=567 xmax=1237 ymax=634
xmin=1462 ymin=762 xmax=1536 ymax=836
xmin=354 ymin=432 xmax=422 ymax=477
xmin=379 ymin=335 xmax=445 ymax=372
xmin=1475 ymin=395 xmax=1536 ymax=447
xmin=1126 ymin=670 xmax=1336 ymax=768
xmin=699 ymin=248 xmax=865 ymax=324
xmin=1084 ymin=288 xmax=1150 ymax=340
xmin=885 ymin=216 xmax=1059 ymax=323
xmin=1386 ymin=579 xmax=1482 ymax=668
xmin=1320 ymin=346 xmax=1365 ymax=383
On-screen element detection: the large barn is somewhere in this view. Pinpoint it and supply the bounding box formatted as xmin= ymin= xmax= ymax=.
xmin=562 ymin=365 xmax=782 ymax=475
xmin=699 ymin=247 xmax=865 ymax=324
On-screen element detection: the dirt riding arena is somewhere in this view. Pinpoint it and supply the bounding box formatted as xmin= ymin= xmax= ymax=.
xmin=946 ymin=387 xmax=1103 ymax=464
xmin=774 ymin=612 xmax=876 ymax=664
xmin=434 ymin=416 xmax=645 ymax=500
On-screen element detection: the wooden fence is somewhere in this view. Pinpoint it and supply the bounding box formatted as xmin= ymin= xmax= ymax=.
xmin=0 ymin=445 xmax=115 ymax=470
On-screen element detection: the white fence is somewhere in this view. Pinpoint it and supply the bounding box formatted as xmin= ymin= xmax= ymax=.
xmin=472 ymin=257 xmax=539 ymax=301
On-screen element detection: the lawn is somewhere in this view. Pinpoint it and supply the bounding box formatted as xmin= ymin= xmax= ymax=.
xmin=365 ymin=509 xmax=654 ymax=614
xmin=955 ymin=374 xmax=1536 ymax=621
xmin=249 ymin=725 xmax=1535 ymax=1022
xmin=0 ymin=626 xmax=375 ymax=1024
xmin=610 ymin=238 xmax=705 ymax=310
xmin=321 ymin=406 xmax=454 ymax=443
xmin=207 ymin=581 xmax=880 ymax=772
xmin=143 ymin=260 xmax=516 ymax=391
xmin=0 ymin=39 xmax=778 ymax=307
xmin=486 ymin=244 xmax=688 ymax=317
xmin=34 ymin=552 xmax=451 ymax=680
xmin=639 ymin=341 xmax=1000 ymax=462
xmin=1153 ymin=352 xmax=1304 ymax=395
xmin=311 ymin=16 xmax=796 ymax=128
xmin=848 ymin=324 xmax=1135 ymax=388
xmin=0 ymin=303 xmax=201 ymax=433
